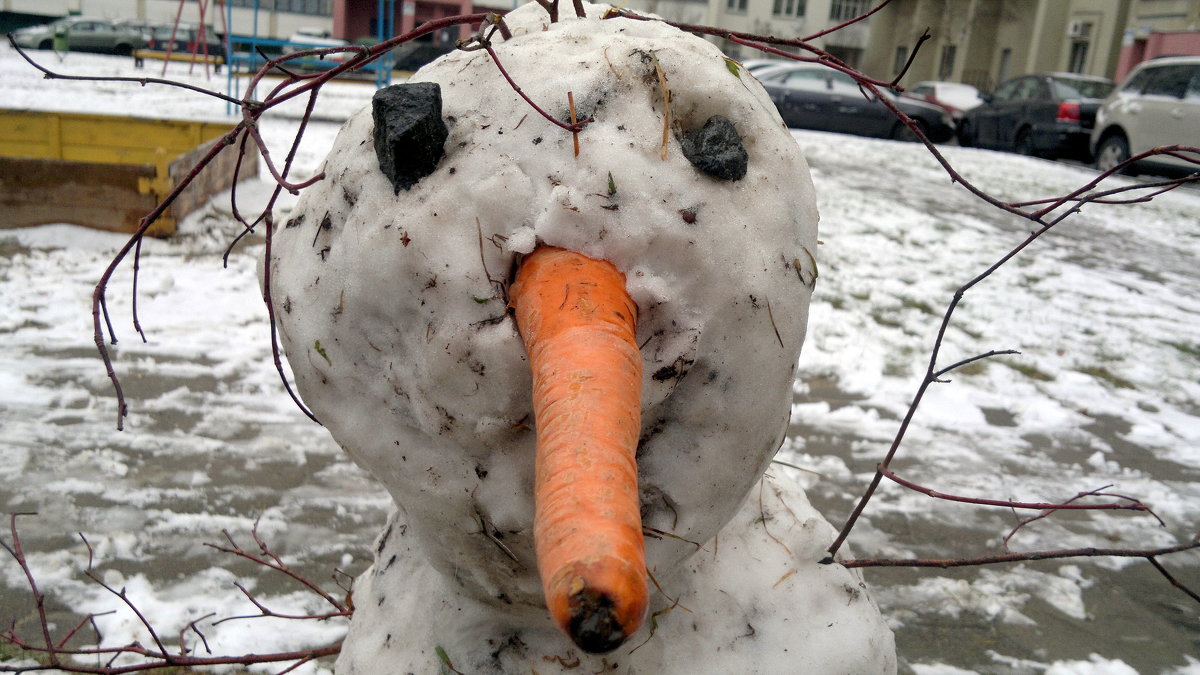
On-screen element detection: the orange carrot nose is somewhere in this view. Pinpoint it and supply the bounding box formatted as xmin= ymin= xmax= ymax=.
xmin=511 ymin=246 xmax=648 ymax=654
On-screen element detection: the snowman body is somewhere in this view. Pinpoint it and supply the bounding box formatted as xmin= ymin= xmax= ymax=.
xmin=269 ymin=3 xmax=895 ymax=671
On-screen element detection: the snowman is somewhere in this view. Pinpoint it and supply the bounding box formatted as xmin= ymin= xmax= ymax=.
xmin=268 ymin=2 xmax=896 ymax=672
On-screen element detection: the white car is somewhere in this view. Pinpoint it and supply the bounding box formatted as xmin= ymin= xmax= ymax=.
xmin=738 ymin=58 xmax=787 ymax=74
xmin=1090 ymin=56 xmax=1200 ymax=175
xmin=905 ymin=80 xmax=985 ymax=119
xmin=286 ymin=28 xmax=349 ymax=50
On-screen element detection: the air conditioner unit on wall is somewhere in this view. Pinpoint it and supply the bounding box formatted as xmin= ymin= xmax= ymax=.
xmin=1068 ymin=21 xmax=1091 ymax=39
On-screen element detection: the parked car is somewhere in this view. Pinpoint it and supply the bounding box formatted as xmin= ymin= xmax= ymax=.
xmin=281 ymin=28 xmax=352 ymax=69
xmin=1091 ymin=56 xmax=1200 ymax=175
xmin=757 ymin=63 xmax=955 ymax=143
xmin=11 ymin=17 xmax=149 ymax=56
xmin=286 ymin=28 xmax=350 ymax=50
xmin=391 ymin=40 xmax=456 ymax=73
xmin=957 ymin=72 xmax=1115 ymax=160
xmin=904 ymin=80 xmax=984 ymax=119
xmin=118 ymin=20 xmax=223 ymax=57
xmin=738 ymin=58 xmax=788 ymax=74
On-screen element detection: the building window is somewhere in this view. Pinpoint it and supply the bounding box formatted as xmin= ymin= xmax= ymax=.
xmin=1066 ymin=20 xmax=1092 ymax=74
xmin=893 ymin=45 xmax=908 ymax=75
xmin=1069 ymin=40 xmax=1089 ymax=73
xmin=727 ymin=0 xmax=748 ymax=13
xmin=825 ymin=44 xmax=864 ymax=69
xmin=228 ymin=0 xmax=331 ymax=15
xmin=773 ymin=0 xmax=806 ymax=18
xmin=938 ymin=44 xmax=956 ymax=80
xmin=829 ymin=0 xmax=871 ymax=22
xmin=998 ymin=48 xmax=1012 ymax=84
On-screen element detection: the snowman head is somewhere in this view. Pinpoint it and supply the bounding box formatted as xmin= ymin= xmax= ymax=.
xmin=269 ymin=0 xmax=818 ymax=652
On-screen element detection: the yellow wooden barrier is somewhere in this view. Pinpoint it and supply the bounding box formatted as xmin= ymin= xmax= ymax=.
xmin=0 ymin=109 xmax=254 ymax=237
xmin=133 ymin=49 xmax=224 ymax=69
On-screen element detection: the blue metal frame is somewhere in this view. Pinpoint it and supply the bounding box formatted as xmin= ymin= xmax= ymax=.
xmin=224 ymin=0 xmax=395 ymax=115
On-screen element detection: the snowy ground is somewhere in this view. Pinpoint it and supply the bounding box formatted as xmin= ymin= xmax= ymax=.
xmin=1 ymin=45 xmax=1197 ymax=674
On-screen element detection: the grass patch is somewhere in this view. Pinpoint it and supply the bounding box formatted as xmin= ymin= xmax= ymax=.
xmin=900 ymin=297 xmax=937 ymax=315
xmin=1003 ymin=360 xmax=1055 ymax=382
xmin=1166 ymin=340 xmax=1200 ymax=359
xmin=956 ymin=325 xmax=984 ymax=341
xmin=953 ymin=360 xmax=990 ymax=376
xmin=870 ymin=310 xmax=904 ymax=329
xmin=1076 ymin=366 xmax=1137 ymax=390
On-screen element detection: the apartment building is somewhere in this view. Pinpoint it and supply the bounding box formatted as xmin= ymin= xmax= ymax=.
xmin=5 ymin=0 xmax=1196 ymax=83
xmin=626 ymin=0 xmax=879 ymax=67
xmin=858 ymin=0 xmax=1133 ymax=91
xmin=1117 ymin=0 xmax=1200 ymax=78
xmin=0 ymin=0 xmax=497 ymax=42
xmin=0 ymin=0 xmax=336 ymax=38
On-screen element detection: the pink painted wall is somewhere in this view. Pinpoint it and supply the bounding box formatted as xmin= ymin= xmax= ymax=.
xmin=333 ymin=0 xmax=487 ymax=42
xmin=1116 ymin=31 xmax=1200 ymax=81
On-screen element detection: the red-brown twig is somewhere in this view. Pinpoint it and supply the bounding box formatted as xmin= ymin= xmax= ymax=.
xmin=0 ymin=635 xmax=342 ymax=674
xmin=258 ymin=214 xmax=321 ymax=425
xmin=1 ymin=514 xmax=59 ymax=667
xmin=475 ymin=40 xmax=589 ymax=134
xmin=79 ymin=533 xmax=170 ymax=657
xmin=888 ymin=28 xmax=932 ymax=88
xmin=1 ymin=517 xmax=348 ymax=673
xmin=7 ymin=7 xmax=1200 ymax=663
xmin=878 ymin=468 xmax=1158 ymax=516
xmin=1002 ymin=486 xmax=1165 ymax=551
xmin=5 ymin=34 xmax=245 ymax=106
xmin=8 ymin=14 xmax=493 ymax=433
xmin=212 ymin=584 xmax=349 ymax=625
xmin=533 ymin=0 xmax=559 ymax=22
xmin=247 ymin=125 xmax=326 ymax=195
xmin=89 ymin=124 xmax=244 ymax=430
xmin=1148 ymin=555 xmax=1200 ymax=604
xmin=801 ymin=0 xmax=897 ymax=41
xmin=205 ymin=525 xmax=347 ymax=614
xmin=825 ymin=162 xmax=1197 ymax=561
xmin=841 ymin=540 xmax=1200 ymax=573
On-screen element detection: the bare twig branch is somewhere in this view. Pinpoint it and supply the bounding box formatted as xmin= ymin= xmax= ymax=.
xmin=1 ymin=517 xmax=348 ymax=673
xmin=205 ymin=527 xmax=346 ymax=613
xmin=5 ymin=34 xmax=245 ymax=106
xmin=802 ymin=0 xmax=897 ymax=42
xmin=841 ymin=540 xmax=1200 ymax=576
xmin=879 ymin=468 xmax=1158 ymax=516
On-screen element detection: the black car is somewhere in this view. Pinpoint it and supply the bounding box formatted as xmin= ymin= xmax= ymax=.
xmin=757 ymin=63 xmax=955 ymax=143
xmin=390 ymin=40 xmax=456 ymax=73
xmin=957 ymin=72 xmax=1115 ymax=160
xmin=119 ymin=20 xmax=223 ymax=58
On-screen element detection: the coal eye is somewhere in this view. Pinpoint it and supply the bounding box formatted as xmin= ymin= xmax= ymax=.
xmin=679 ymin=115 xmax=747 ymax=182
xmin=372 ymin=82 xmax=449 ymax=193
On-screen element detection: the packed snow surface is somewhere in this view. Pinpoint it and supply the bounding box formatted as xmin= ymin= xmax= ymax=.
xmin=1 ymin=10 xmax=1198 ymax=674
xmin=269 ymin=2 xmax=894 ymax=671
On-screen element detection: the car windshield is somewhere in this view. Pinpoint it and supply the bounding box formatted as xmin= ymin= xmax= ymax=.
xmin=1051 ymin=76 xmax=1114 ymax=99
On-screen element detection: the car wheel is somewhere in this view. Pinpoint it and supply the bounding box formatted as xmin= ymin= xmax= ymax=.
xmin=957 ymin=121 xmax=974 ymax=147
xmin=114 ymin=44 xmax=132 ymax=57
xmin=1095 ymin=134 xmax=1131 ymax=174
xmin=1014 ymin=128 xmax=1037 ymax=156
xmin=38 ymin=39 xmax=52 ymax=50
xmin=891 ymin=119 xmax=927 ymax=142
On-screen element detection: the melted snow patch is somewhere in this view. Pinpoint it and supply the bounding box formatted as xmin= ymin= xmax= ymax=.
xmin=882 ymin=565 xmax=1092 ymax=627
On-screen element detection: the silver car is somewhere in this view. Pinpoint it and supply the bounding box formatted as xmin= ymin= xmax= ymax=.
xmin=1091 ymin=56 xmax=1200 ymax=175
xmin=11 ymin=17 xmax=148 ymax=56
